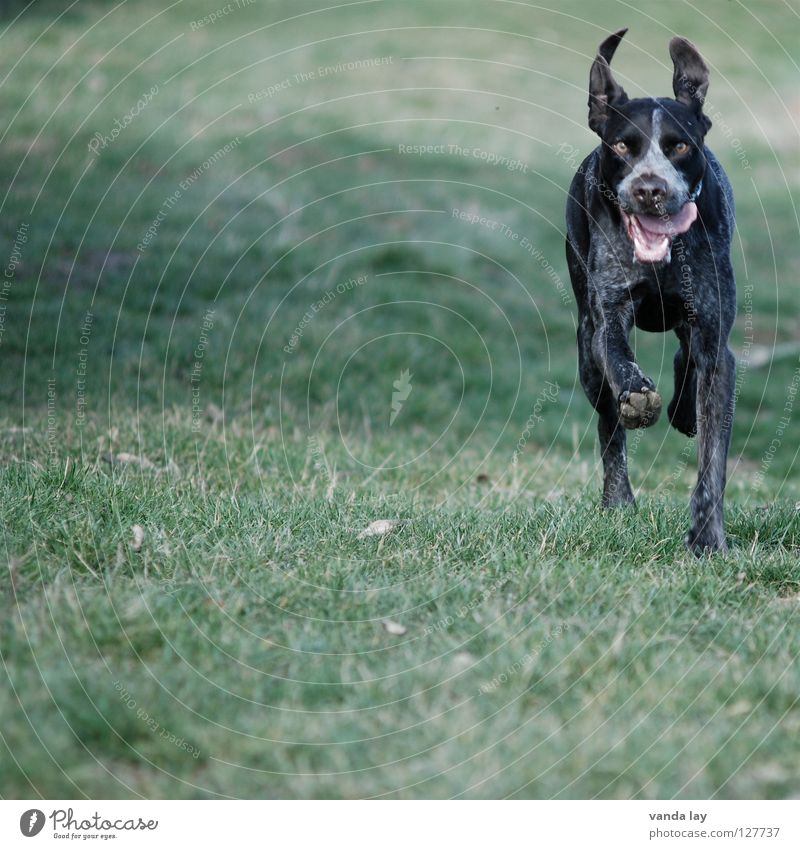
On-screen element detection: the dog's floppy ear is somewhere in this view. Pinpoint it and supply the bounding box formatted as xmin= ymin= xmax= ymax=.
xmin=588 ymin=28 xmax=629 ymax=135
xmin=670 ymin=36 xmax=709 ymax=111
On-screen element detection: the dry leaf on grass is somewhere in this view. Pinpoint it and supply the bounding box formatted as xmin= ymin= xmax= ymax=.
xmin=104 ymin=452 xmax=156 ymax=470
xmin=382 ymin=620 xmax=407 ymax=636
xmin=131 ymin=525 xmax=145 ymax=551
xmin=451 ymin=651 xmax=475 ymax=671
xmin=358 ymin=519 xmax=399 ymax=538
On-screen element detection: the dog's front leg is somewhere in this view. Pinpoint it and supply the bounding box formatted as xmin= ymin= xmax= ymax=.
xmin=590 ymin=297 xmax=662 ymax=430
xmin=687 ymin=344 xmax=736 ymax=554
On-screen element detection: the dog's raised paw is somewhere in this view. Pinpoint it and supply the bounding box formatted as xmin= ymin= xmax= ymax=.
xmin=619 ymin=387 xmax=662 ymax=429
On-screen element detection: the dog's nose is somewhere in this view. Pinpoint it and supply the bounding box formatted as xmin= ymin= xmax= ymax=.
xmin=632 ymin=176 xmax=668 ymax=208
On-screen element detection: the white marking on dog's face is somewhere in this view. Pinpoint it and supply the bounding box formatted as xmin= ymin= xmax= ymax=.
xmin=617 ymin=109 xmax=689 ymax=211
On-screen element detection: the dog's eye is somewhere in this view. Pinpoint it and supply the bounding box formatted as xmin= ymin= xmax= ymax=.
xmin=612 ymin=141 xmax=628 ymax=155
xmin=673 ymin=141 xmax=690 ymax=155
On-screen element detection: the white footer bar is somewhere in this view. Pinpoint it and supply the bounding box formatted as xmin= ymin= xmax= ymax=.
xmin=2 ymin=800 xmax=797 ymax=848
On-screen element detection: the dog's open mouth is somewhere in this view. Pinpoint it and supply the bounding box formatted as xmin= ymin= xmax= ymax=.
xmin=621 ymin=202 xmax=698 ymax=263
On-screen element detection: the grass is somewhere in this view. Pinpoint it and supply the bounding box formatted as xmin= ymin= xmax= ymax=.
xmin=1 ymin=0 xmax=799 ymax=798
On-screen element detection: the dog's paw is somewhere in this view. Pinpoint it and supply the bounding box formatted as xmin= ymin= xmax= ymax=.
xmin=601 ymin=487 xmax=636 ymax=508
xmin=686 ymin=526 xmax=728 ymax=556
xmin=619 ymin=387 xmax=662 ymax=429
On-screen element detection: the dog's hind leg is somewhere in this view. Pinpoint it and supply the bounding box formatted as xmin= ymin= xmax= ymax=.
xmin=668 ymin=326 xmax=698 ymax=437
xmin=687 ymin=343 xmax=736 ymax=554
xmin=577 ymin=314 xmax=635 ymax=506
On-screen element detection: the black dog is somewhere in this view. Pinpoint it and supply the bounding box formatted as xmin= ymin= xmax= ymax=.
xmin=565 ymin=29 xmax=736 ymax=553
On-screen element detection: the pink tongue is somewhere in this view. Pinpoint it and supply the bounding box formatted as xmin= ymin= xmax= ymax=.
xmin=635 ymin=202 xmax=698 ymax=236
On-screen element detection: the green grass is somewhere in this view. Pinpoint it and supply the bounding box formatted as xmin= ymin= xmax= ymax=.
xmin=1 ymin=0 xmax=800 ymax=798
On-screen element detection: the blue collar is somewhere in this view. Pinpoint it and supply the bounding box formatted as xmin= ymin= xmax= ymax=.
xmin=689 ymin=179 xmax=703 ymax=202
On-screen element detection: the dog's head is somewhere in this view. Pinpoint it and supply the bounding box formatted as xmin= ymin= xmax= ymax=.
xmin=587 ymin=29 xmax=711 ymax=263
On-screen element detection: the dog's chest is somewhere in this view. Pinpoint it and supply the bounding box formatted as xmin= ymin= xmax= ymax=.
xmin=590 ymin=236 xmax=694 ymax=331
xmin=631 ymin=273 xmax=691 ymax=331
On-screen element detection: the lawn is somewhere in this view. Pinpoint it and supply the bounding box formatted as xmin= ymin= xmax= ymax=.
xmin=1 ymin=0 xmax=799 ymax=798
